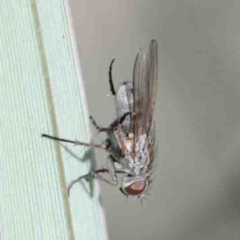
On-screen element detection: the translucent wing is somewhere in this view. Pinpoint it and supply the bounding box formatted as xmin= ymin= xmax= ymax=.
xmin=145 ymin=40 xmax=158 ymax=133
xmin=132 ymin=48 xmax=146 ymax=146
xmin=132 ymin=40 xmax=158 ymax=148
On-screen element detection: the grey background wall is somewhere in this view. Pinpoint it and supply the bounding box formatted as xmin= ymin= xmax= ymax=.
xmin=70 ymin=1 xmax=240 ymax=239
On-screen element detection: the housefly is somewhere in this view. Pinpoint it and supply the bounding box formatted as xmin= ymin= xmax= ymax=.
xmin=42 ymin=40 xmax=158 ymax=199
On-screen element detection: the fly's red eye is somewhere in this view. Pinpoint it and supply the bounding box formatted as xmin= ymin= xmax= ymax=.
xmin=124 ymin=179 xmax=147 ymax=195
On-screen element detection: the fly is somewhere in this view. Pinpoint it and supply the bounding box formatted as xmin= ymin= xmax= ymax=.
xmin=42 ymin=39 xmax=158 ymax=199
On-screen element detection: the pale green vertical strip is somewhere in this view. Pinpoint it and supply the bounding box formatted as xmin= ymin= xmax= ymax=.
xmin=0 ymin=1 xmax=108 ymax=240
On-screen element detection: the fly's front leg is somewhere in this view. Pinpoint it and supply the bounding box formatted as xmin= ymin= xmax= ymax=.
xmin=106 ymin=155 xmax=117 ymax=185
xmin=67 ymin=166 xmax=125 ymax=195
xmin=90 ymin=156 xmax=118 ymax=186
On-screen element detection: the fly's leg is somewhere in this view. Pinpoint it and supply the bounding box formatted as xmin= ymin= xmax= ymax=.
xmin=67 ymin=166 xmax=126 ymax=195
xmin=42 ymin=134 xmax=106 ymax=151
xmin=90 ymin=111 xmax=131 ymax=133
xmin=89 ymin=116 xmax=109 ymax=133
xmin=90 ymin=156 xmax=118 ymax=187
xmin=109 ymin=112 xmax=131 ymax=130
xmin=106 ymin=155 xmax=117 ymax=184
xmin=108 ymin=58 xmax=116 ymax=95
xmin=119 ymin=112 xmax=131 ymax=124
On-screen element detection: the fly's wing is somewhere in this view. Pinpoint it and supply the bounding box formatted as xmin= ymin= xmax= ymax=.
xmin=145 ymin=40 xmax=158 ymax=133
xmin=133 ymin=40 xmax=158 ymax=150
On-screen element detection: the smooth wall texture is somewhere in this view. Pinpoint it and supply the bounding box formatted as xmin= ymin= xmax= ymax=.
xmin=70 ymin=1 xmax=240 ymax=239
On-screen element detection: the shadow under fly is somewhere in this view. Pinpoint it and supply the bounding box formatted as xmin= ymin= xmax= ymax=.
xmin=60 ymin=145 xmax=96 ymax=197
xmin=42 ymin=39 xmax=158 ymax=200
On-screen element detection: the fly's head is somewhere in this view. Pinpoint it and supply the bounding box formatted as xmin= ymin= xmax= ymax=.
xmin=119 ymin=146 xmax=155 ymax=198
xmin=119 ymin=175 xmax=150 ymax=197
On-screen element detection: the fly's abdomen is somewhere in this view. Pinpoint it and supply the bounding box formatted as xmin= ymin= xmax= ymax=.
xmin=115 ymin=82 xmax=133 ymax=133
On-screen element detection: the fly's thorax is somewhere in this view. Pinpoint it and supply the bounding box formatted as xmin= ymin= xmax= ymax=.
xmin=124 ymin=132 xmax=134 ymax=152
xmin=127 ymin=150 xmax=150 ymax=175
xmin=133 ymin=134 xmax=150 ymax=168
xmin=112 ymin=130 xmax=151 ymax=175
xmin=135 ymin=134 xmax=148 ymax=152
xmin=112 ymin=129 xmax=134 ymax=153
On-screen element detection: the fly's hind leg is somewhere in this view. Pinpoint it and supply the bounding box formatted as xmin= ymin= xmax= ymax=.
xmin=109 ymin=112 xmax=131 ymax=130
xmin=108 ymin=58 xmax=116 ymax=95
